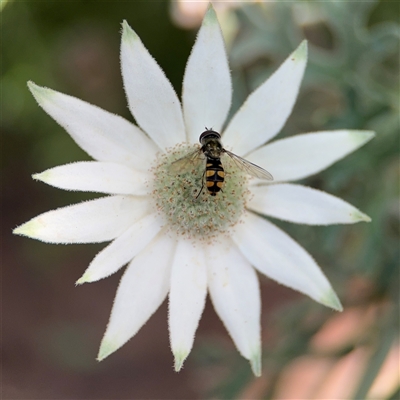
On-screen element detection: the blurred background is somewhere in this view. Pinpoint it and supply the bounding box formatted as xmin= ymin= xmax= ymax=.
xmin=2 ymin=1 xmax=399 ymax=399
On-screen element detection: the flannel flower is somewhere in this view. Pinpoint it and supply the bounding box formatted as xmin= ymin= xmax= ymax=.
xmin=14 ymin=7 xmax=373 ymax=376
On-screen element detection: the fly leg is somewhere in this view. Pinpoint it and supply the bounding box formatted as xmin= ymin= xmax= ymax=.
xmin=195 ymin=170 xmax=206 ymax=199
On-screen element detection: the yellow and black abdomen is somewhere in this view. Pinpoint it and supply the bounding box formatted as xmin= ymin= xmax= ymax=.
xmin=205 ymin=158 xmax=224 ymax=196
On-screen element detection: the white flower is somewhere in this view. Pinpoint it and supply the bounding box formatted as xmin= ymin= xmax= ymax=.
xmin=13 ymin=6 xmax=373 ymax=376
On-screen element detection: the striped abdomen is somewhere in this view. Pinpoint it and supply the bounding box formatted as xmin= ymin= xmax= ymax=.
xmin=205 ymin=158 xmax=224 ymax=196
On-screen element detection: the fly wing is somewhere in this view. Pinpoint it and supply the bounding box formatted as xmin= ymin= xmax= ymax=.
xmin=224 ymin=149 xmax=273 ymax=180
xmin=168 ymin=148 xmax=205 ymax=174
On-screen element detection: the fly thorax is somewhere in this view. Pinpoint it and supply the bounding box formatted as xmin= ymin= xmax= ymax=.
xmin=204 ymin=140 xmax=222 ymax=158
xmin=150 ymin=143 xmax=250 ymax=242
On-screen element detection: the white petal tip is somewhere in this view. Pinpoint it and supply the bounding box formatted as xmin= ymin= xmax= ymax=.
xmin=250 ymin=351 xmax=262 ymax=377
xmin=13 ymin=220 xmax=39 ymax=239
xmin=97 ymin=339 xmax=116 ymax=361
xmin=350 ymin=130 xmax=375 ymax=146
xmin=204 ymin=3 xmax=217 ymax=24
xmin=32 ymin=171 xmax=49 ymax=183
xmin=27 ymin=81 xmax=53 ymax=102
xmin=320 ymin=290 xmax=343 ymax=312
xmin=294 ymin=40 xmax=308 ymax=61
xmin=173 ymin=349 xmax=189 ymax=372
xmin=27 ymin=80 xmax=37 ymax=90
xmin=352 ymin=210 xmax=371 ymax=223
xmin=122 ymin=20 xmax=138 ymax=42
xmin=13 ymin=225 xmax=24 ymax=236
xmin=75 ymin=273 xmax=92 ymax=285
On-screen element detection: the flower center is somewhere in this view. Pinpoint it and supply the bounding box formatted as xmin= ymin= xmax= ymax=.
xmin=151 ymin=143 xmax=249 ymax=241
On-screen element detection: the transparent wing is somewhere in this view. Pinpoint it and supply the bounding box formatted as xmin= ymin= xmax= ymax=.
xmin=168 ymin=148 xmax=205 ymax=174
xmin=224 ymin=149 xmax=273 ymax=180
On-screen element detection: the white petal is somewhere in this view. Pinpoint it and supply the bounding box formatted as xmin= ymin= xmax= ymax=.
xmin=169 ymin=239 xmax=207 ymax=371
xmin=28 ymin=82 xmax=157 ymax=171
xmin=247 ymin=130 xmax=375 ymax=182
xmin=248 ymin=183 xmax=371 ymax=225
xmin=232 ymin=212 xmax=342 ymax=311
xmin=13 ymin=196 xmax=150 ymax=244
xmin=77 ymin=212 xmax=163 ymax=283
xmin=33 ymin=161 xmax=150 ymax=196
xmin=121 ymin=21 xmax=185 ymax=150
xmin=97 ymin=232 xmax=176 ymax=361
xmin=222 ymin=41 xmax=307 ymax=156
xmin=182 ymin=5 xmax=232 ymax=143
xmin=207 ymin=237 xmax=262 ymax=376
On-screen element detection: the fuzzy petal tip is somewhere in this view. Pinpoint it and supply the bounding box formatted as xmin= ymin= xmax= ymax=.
xmin=75 ymin=272 xmax=93 ymax=285
xmin=32 ymin=171 xmax=50 ymax=183
xmin=320 ymin=289 xmax=343 ymax=312
xmin=97 ymin=338 xmax=116 ymax=361
xmin=352 ymin=209 xmax=371 ymax=223
xmin=203 ymin=3 xmax=217 ymax=25
xmin=250 ymin=349 xmax=262 ymax=377
xmin=27 ymin=81 xmax=54 ymax=102
xmin=294 ymin=39 xmax=308 ymax=62
xmin=122 ymin=20 xmax=138 ymax=43
xmin=173 ymin=348 xmax=189 ymax=372
xmin=351 ymin=130 xmax=375 ymax=146
xmin=13 ymin=220 xmax=41 ymax=240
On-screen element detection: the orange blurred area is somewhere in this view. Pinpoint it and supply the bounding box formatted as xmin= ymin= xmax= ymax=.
xmin=273 ymin=305 xmax=399 ymax=399
xmin=236 ymin=304 xmax=399 ymax=399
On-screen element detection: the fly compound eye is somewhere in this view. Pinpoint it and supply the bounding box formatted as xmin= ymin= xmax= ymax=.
xmin=199 ymin=130 xmax=221 ymax=143
xmin=199 ymin=130 xmax=209 ymax=143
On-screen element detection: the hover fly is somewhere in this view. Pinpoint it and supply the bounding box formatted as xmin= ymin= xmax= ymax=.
xmin=169 ymin=129 xmax=273 ymax=198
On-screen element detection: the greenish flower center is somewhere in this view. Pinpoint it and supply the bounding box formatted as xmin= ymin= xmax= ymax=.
xmin=151 ymin=144 xmax=249 ymax=240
